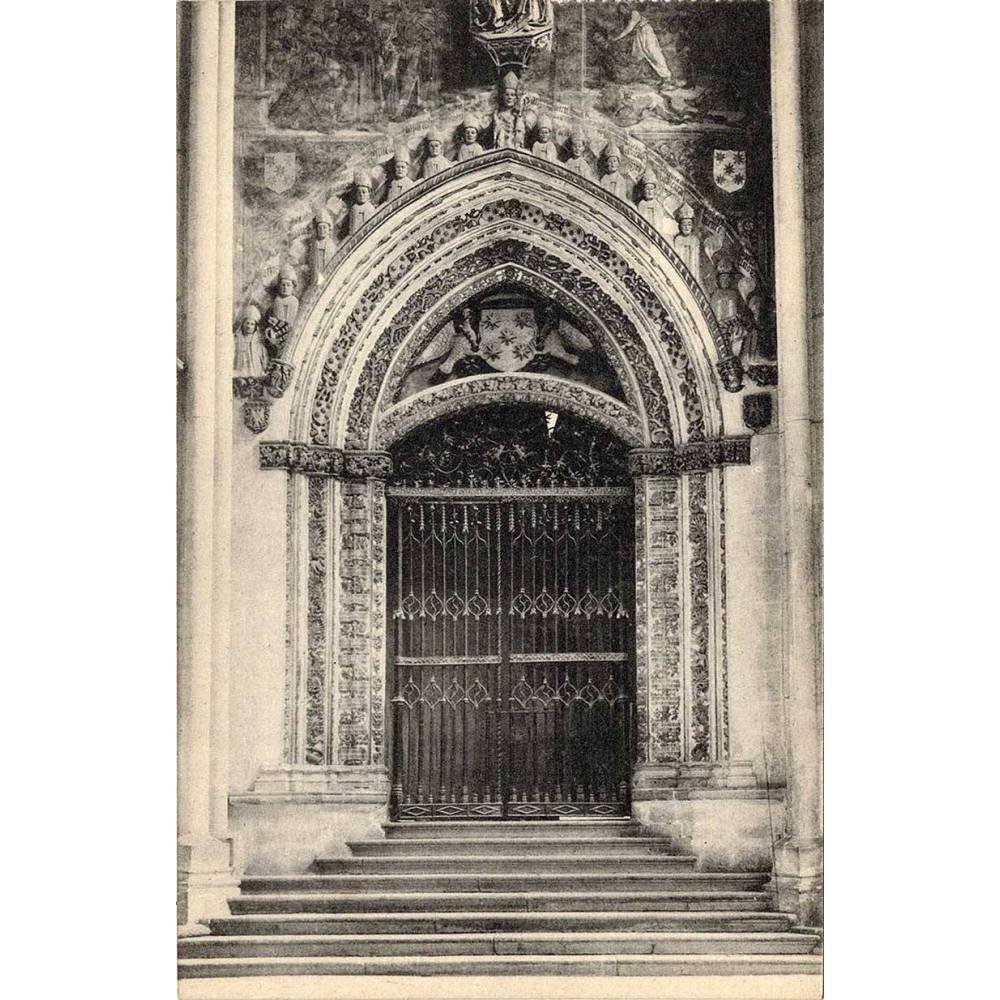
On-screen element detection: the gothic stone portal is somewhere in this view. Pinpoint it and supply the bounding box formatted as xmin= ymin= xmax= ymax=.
xmin=278 ymin=407 xmax=733 ymax=804
xmin=387 ymin=406 xmax=635 ymax=819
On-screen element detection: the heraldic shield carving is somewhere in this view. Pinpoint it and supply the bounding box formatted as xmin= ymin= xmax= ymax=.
xmin=713 ymin=149 xmax=747 ymax=194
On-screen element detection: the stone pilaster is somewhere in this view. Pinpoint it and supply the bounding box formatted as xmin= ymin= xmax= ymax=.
xmin=177 ymin=0 xmax=238 ymax=927
xmin=770 ymin=0 xmax=823 ymax=925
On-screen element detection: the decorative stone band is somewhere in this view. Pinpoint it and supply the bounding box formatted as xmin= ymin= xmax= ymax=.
xmin=259 ymin=441 xmax=393 ymax=480
xmin=628 ymin=438 xmax=751 ymax=477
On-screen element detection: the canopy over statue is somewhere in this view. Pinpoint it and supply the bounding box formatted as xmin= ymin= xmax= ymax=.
xmin=470 ymin=1 xmax=553 ymax=70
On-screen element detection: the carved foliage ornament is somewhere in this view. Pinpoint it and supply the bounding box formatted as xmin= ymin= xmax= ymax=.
xmin=389 ymin=404 xmax=631 ymax=489
xmin=312 ymin=198 xmax=712 ymax=449
xmin=627 ymin=439 xmax=751 ymax=477
xmin=260 ymin=442 xmax=392 ymax=479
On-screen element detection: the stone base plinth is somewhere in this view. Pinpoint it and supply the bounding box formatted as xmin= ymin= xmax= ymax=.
xmin=632 ymin=760 xmax=759 ymax=796
xmin=246 ymin=765 xmax=390 ymax=801
xmin=229 ymin=798 xmax=388 ymax=876
xmin=632 ymin=790 xmax=784 ymax=873
xmin=177 ymin=836 xmax=237 ymax=925
xmin=773 ymin=836 xmax=823 ymax=926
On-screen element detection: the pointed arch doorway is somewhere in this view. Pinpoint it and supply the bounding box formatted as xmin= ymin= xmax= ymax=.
xmin=388 ymin=404 xmax=636 ymax=820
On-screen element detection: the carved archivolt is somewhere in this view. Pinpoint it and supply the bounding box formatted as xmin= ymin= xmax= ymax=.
xmin=309 ymin=205 xmax=712 ymax=449
xmin=375 ymin=375 xmax=645 ymax=451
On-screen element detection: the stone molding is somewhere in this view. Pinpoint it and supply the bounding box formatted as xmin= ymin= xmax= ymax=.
xmin=628 ymin=439 xmax=752 ymax=477
xmin=376 ymin=374 xmax=644 ymax=451
xmin=259 ymin=442 xmax=393 ymax=479
xmin=632 ymin=760 xmax=759 ymax=797
xmin=242 ymin=765 xmax=391 ymax=803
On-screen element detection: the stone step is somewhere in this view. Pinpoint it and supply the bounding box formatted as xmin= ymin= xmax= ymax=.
xmin=313 ymin=854 xmax=699 ymax=875
xmin=208 ymin=910 xmax=797 ymax=936
xmin=348 ymin=837 xmax=677 ymax=857
xmin=178 ymin=953 xmax=823 ymax=978
xmin=242 ymin=873 xmax=769 ymax=895
xmin=180 ymin=930 xmax=820 ymax=960
xmin=227 ymin=890 xmax=773 ymax=915
xmin=382 ymin=820 xmax=644 ymax=840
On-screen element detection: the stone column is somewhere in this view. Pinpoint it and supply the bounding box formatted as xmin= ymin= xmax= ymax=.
xmin=177 ymin=0 xmax=237 ymax=928
xmin=770 ymin=0 xmax=822 ymax=925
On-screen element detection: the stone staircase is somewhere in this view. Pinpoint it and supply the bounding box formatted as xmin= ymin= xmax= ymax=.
xmin=178 ymin=819 xmax=821 ymax=979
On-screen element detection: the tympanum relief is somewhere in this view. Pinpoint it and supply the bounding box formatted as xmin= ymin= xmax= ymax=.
xmin=394 ymin=290 xmax=625 ymax=407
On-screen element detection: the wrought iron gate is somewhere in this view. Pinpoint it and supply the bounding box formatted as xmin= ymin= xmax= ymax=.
xmin=388 ymin=491 xmax=635 ymax=819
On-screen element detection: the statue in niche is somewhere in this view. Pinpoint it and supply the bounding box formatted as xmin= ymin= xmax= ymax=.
xmin=456 ymin=115 xmax=485 ymax=161
xmin=672 ymin=203 xmax=702 ymax=285
xmin=421 ymin=128 xmax=451 ymax=179
xmin=711 ymin=257 xmax=754 ymax=358
xmin=265 ymin=264 xmax=299 ymax=357
xmin=234 ymin=305 xmax=268 ymax=377
xmin=311 ymin=208 xmax=336 ymax=283
xmin=349 ymin=169 xmax=375 ymax=233
xmin=600 ymin=140 xmax=629 ymax=199
xmin=531 ymin=115 xmax=558 ymax=162
xmin=385 ymin=147 xmax=414 ymax=202
xmin=563 ymin=130 xmax=595 ymax=180
xmin=491 ymin=70 xmax=532 ymax=150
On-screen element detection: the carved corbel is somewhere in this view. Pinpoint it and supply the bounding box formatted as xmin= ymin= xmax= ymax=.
xmin=716 ymin=355 xmax=744 ymax=393
xmin=265 ymin=359 xmax=294 ymax=398
xmin=258 ymin=443 xmax=392 ymax=480
xmin=629 ymin=438 xmax=751 ymax=477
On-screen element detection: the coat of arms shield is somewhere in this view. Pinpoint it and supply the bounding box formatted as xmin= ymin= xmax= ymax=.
xmin=264 ymin=151 xmax=297 ymax=194
xmin=713 ymin=149 xmax=747 ymax=194
xmin=478 ymin=308 xmax=539 ymax=372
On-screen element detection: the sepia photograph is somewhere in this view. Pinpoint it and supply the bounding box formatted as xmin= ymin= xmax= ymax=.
xmin=175 ymin=0 xmax=823 ymax=995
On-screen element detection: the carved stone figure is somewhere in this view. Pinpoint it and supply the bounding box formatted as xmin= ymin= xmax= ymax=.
xmin=473 ymin=1 xmax=550 ymax=33
xmin=491 ymin=70 xmax=532 ymax=149
xmin=234 ymin=304 xmax=268 ymax=377
xmin=563 ymin=130 xmax=595 ymax=180
xmin=439 ymin=307 xmax=480 ymax=374
xmin=456 ymin=115 xmax=485 ymax=161
xmin=311 ymin=208 xmax=336 ymax=283
xmin=385 ymin=147 xmax=414 ymax=202
xmin=637 ymin=166 xmax=668 ymax=234
xmin=672 ymin=203 xmax=701 ymax=284
xmin=349 ymin=169 xmax=375 ymax=233
xmin=422 ymin=129 xmax=451 ymax=179
xmin=530 ymin=115 xmax=558 ymax=162
xmin=266 ymin=264 xmax=299 ymax=356
xmin=600 ymin=140 xmax=629 ymax=199
xmin=711 ymin=257 xmax=752 ymax=357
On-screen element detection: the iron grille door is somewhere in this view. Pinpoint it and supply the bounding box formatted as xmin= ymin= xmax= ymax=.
xmin=389 ymin=492 xmax=634 ymax=819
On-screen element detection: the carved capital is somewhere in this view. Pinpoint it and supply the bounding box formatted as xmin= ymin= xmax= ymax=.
xmin=258 ymin=443 xmax=392 ymax=480
xmin=716 ymin=355 xmax=744 ymax=393
xmin=629 ymin=438 xmax=751 ymax=477
xmin=259 ymin=442 xmax=344 ymax=476
xmin=343 ymin=451 xmax=393 ymax=480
